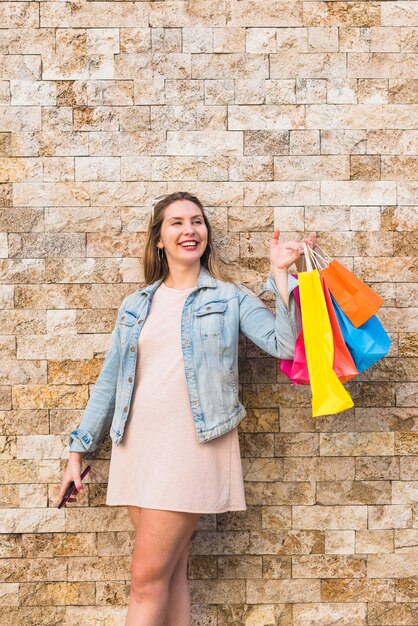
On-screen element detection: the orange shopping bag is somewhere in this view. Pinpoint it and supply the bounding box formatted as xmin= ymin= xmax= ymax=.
xmin=314 ymin=245 xmax=384 ymax=328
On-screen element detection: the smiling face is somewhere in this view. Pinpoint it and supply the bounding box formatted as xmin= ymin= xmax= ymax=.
xmin=157 ymin=199 xmax=209 ymax=268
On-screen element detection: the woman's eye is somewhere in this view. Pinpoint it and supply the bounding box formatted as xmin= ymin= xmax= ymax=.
xmin=173 ymin=221 xmax=202 ymax=225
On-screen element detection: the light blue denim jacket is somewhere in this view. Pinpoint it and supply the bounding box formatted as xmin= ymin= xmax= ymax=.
xmin=68 ymin=265 xmax=299 ymax=457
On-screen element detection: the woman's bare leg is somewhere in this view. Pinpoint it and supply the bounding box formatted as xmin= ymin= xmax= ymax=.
xmin=125 ymin=506 xmax=200 ymax=626
xmin=165 ymin=543 xmax=192 ymax=626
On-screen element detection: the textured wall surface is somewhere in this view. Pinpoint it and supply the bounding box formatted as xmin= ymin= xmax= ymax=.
xmin=0 ymin=1 xmax=417 ymax=624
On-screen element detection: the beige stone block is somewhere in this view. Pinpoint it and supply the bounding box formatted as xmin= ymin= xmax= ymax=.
xmin=229 ymin=156 xmax=273 ymax=182
xmin=10 ymin=233 xmax=85 ymax=259
xmin=265 ymin=79 xmax=301 ymax=104
xmin=271 ymin=51 xmax=346 ymax=79
xmin=19 ymin=581 xmax=95 ymax=606
xmin=396 ymin=579 xmax=418 ymax=604
xmin=389 ymin=79 xmax=418 ymax=105
xmin=182 ymin=27 xmax=213 ymax=54
xmin=275 ymin=28 xmax=307 ymax=52
xmin=41 ymin=2 xmax=148 ymax=28
xmin=12 ymin=384 xmax=88 ymax=410
xmin=0 ymin=509 xmax=65 ymax=534
xmin=283 ymin=457 xmax=355 ymax=482
xmin=289 ymin=129 xmax=320 ymax=155
xmin=74 ymin=156 xmax=120 ymax=182
xmin=367 ymin=130 xmax=418 ymax=155
xmin=262 ymin=556 xmax=292 ymax=580
xmin=369 ymin=601 xmax=418 ymax=625
xmin=293 ymin=505 xmax=367 ymax=530
xmin=381 ymin=2 xmax=418 ymax=27
xmin=0 ymin=357 xmax=46 ymax=386
xmin=190 ymin=578 xmax=245 ymax=603
xmin=246 ymin=578 xmax=320 ymax=603
xmin=64 ymin=606 xmax=126 ymax=625
xmin=398 ymin=182 xmax=418 ymax=205
xmin=303 ymin=2 xmax=380 ymax=27
xmin=249 ymin=530 xmax=325 ymax=555
xmin=16 ymin=435 xmax=66 ymax=460
xmin=19 ymin=483 xmax=47 ymax=507
xmin=0 ymin=485 xmax=19 ymax=509
xmin=321 ymin=129 xmax=366 ymax=154
xmin=327 ymin=78 xmax=357 ymax=104
xmin=242 ymin=458 xmax=282 ymax=482
xmin=0 ymin=157 xmax=42 ymax=183
xmin=229 ymin=1 xmax=302 ymax=27
xmin=308 ymin=26 xmax=338 ymax=52
xmin=273 ymin=206 xmax=304 ymax=231
xmin=338 ymin=27 xmax=371 ymax=53
xmin=354 ymin=256 xmax=416 ymax=282
xmin=368 ymin=554 xmax=418 ymax=578
xmin=245 ymin=481 xmax=314 ymax=506
xmin=350 ymin=155 xmax=380 ymax=180
xmin=305 ymin=205 xmax=350 ymax=230
xmin=192 ymin=53 xmax=268 ymax=80
xmin=320 ymin=432 xmax=394 ymax=456
xmin=293 ymin=554 xmax=366 ymax=579
xmin=295 ymin=602 xmax=367 ymax=625
xmin=0 ymin=106 xmax=41 ymax=133
xmin=218 ymin=555 xmax=262 ymax=579
xmin=400 ymin=457 xmax=418 ymax=481
xmin=358 ymin=79 xmax=388 ymax=104
xmin=395 ymin=529 xmax=418 ymax=554
xmin=167 ymin=129 xmax=242 ymax=156
xmin=45 ymin=206 xmax=120 ymax=233
xmin=229 ymin=104 xmax=304 ymax=130
xmin=246 ymin=28 xmax=277 ymax=53
xmin=382 ymin=156 xmax=418 ymax=181
xmin=349 ymin=53 xmax=418 ymax=79
xmin=355 ymin=457 xmax=399 ymax=481
xmin=214 ymin=27 xmax=245 ymax=53
xmin=22 ymin=532 xmax=96 ymax=558
xmin=0 ymin=54 xmax=41 ymax=81
xmin=244 ymin=181 xmax=320 ymax=206
xmin=218 ymin=603 xmax=291 ymax=626
xmin=323 ymin=578 xmax=395 ymax=603
xmin=42 ymin=157 xmax=74 ymax=182
xmin=321 ymin=180 xmax=396 ymax=205
xmin=10 ymin=81 xmax=56 ymax=106
xmin=261 ymin=506 xmax=292 ymax=530
xmin=399 ymin=333 xmax=418 ymax=357
xmin=243 ymin=130 xmax=289 ymax=156
xmin=350 ymin=206 xmax=381 ymax=231
xmin=382 ymin=104 xmax=418 ymax=129
xmin=369 ymin=505 xmax=413 ymax=529
xmin=191 ymin=529 xmax=247 ymax=556
xmin=0 ymin=582 xmax=19 ymax=606
xmin=0 ymin=409 xmax=48 ymax=437
xmin=356 ymin=530 xmax=394 ymax=554
xmin=308 ymin=103 xmax=384 ymax=129
xmin=318 ymin=480 xmax=392 ymax=505
xmin=392 ymin=481 xmax=418 ymax=505
xmin=235 ymin=79 xmax=266 ymax=105
xmin=395 ymin=432 xmax=418 ymax=455
xmin=325 ymin=530 xmax=355 ymax=555
xmin=0 ymin=286 xmax=13 ymax=308
xmin=274 ymin=156 xmax=349 ymax=181
xmin=274 ymin=432 xmax=319 ymax=457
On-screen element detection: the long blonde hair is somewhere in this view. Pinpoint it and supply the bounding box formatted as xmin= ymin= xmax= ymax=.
xmin=143 ymin=191 xmax=265 ymax=304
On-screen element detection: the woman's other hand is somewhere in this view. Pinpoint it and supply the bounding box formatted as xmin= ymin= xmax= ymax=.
xmin=57 ymin=452 xmax=84 ymax=506
xmin=269 ymin=228 xmax=303 ymax=272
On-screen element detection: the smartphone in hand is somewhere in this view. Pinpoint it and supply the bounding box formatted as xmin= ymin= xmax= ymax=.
xmin=57 ymin=465 xmax=91 ymax=509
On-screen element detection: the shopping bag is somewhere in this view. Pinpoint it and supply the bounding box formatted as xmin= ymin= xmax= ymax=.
xmin=280 ymin=282 xmax=310 ymax=384
xmin=281 ymin=274 xmax=358 ymax=385
xmin=321 ymin=275 xmax=358 ymax=383
xmin=298 ymin=251 xmax=354 ymax=417
xmin=318 ymin=252 xmax=384 ymax=327
xmin=331 ymin=294 xmax=391 ymax=373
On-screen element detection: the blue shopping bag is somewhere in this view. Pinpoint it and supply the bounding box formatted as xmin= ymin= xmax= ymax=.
xmin=331 ymin=294 xmax=391 ymax=373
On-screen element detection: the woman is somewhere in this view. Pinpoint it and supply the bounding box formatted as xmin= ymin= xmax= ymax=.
xmin=58 ymin=191 xmax=315 ymax=625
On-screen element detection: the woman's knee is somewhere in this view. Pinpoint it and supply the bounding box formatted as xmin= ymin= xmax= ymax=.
xmin=130 ymin=558 xmax=169 ymax=600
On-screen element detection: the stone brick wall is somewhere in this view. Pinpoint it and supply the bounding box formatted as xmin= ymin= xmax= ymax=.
xmin=1 ymin=1 xmax=417 ymax=624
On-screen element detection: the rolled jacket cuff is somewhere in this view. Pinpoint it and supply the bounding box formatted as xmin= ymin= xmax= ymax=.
xmin=68 ymin=428 xmax=94 ymax=453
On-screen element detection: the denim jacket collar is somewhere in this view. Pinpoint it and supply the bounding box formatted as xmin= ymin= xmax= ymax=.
xmin=140 ymin=264 xmax=217 ymax=298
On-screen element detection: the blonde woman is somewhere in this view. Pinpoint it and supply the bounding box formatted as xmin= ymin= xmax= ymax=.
xmin=58 ymin=191 xmax=315 ymax=625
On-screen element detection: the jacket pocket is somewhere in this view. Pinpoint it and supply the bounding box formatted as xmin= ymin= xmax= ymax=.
xmin=118 ymin=309 xmax=138 ymax=347
xmin=194 ymin=300 xmax=227 ymax=338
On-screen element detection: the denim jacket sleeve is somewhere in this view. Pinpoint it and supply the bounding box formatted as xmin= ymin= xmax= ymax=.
xmin=236 ymin=271 xmax=299 ymax=360
xmin=67 ymin=297 xmax=128 ymax=457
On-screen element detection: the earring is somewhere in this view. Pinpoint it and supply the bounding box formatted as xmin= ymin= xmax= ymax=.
xmin=157 ymin=247 xmax=164 ymax=262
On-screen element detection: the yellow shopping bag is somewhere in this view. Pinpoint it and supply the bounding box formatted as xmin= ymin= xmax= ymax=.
xmin=298 ymin=245 xmax=354 ymax=417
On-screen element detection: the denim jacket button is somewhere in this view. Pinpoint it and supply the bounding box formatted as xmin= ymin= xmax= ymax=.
xmin=128 ymin=377 xmax=133 ymax=383
xmin=130 ymin=346 xmax=135 ymax=352
xmin=137 ymin=319 xmax=142 ymax=324
xmin=185 ymin=340 xmax=190 ymax=346
xmin=123 ymin=406 xmax=128 ymax=412
xmin=205 ymin=305 xmax=211 ymax=310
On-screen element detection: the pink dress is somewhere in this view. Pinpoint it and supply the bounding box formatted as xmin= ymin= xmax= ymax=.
xmin=106 ymin=282 xmax=247 ymax=513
